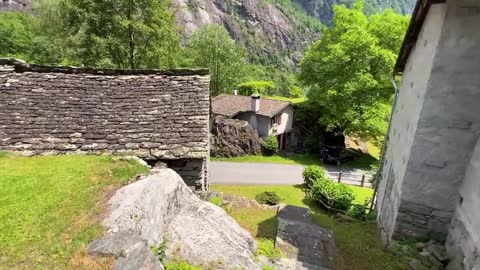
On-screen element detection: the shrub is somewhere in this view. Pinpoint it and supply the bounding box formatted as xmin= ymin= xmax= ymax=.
xmin=164 ymin=261 xmax=203 ymax=270
xmin=237 ymin=81 xmax=275 ymax=96
xmin=348 ymin=204 xmax=368 ymax=220
xmin=256 ymin=238 xmax=283 ymax=261
xmin=309 ymin=178 xmax=355 ymax=211
xmin=303 ymin=165 xmax=327 ymax=189
xmin=208 ymin=196 xmax=223 ymax=206
xmin=255 ymin=191 xmax=281 ymax=205
xmin=290 ymin=85 xmax=303 ymax=98
xmin=262 ymin=135 xmax=278 ymax=156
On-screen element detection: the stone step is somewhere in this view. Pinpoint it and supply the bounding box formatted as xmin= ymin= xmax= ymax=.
xmin=274 ymin=205 xmax=336 ymax=270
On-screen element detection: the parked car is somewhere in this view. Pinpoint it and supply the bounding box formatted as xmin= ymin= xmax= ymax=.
xmin=320 ymin=146 xmax=357 ymax=165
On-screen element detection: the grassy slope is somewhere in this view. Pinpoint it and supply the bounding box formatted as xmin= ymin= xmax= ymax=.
xmin=264 ymin=96 xmax=306 ymax=104
xmin=0 ymin=154 xmax=148 ymax=269
xmin=213 ymin=184 xmax=408 ymax=270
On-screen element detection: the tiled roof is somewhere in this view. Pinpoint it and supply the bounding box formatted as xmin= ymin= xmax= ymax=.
xmin=212 ymin=94 xmax=291 ymax=118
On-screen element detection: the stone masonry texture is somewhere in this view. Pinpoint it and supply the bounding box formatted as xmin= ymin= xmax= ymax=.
xmin=0 ymin=59 xmax=210 ymax=189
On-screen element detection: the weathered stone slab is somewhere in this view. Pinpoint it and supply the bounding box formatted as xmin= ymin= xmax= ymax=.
xmin=97 ymin=169 xmax=261 ymax=270
xmin=275 ymin=205 xmax=336 ymax=270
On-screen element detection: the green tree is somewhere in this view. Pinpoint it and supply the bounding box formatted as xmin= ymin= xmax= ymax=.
xmin=185 ymin=25 xmax=247 ymax=96
xmin=46 ymin=0 xmax=180 ymax=68
xmin=0 ymin=12 xmax=35 ymax=60
xmin=299 ymin=3 xmax=409 ymax=144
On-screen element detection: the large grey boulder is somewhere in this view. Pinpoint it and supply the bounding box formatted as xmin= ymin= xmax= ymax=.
xmin=87 ymin=232 xmax=164 ymax=270
xmin=90 ymin=169 xmax=260 ymax=270
xmin=210 ymin=117 xmax=262 ymax=157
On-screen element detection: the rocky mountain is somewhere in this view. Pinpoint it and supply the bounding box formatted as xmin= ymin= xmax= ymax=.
xmin=0 ymin=0 xmax=31 ymax=11
xmin=173 ymin=0 xmax=323 ymax=67
xmin=293 ymin=0 xmax=415 ymax=23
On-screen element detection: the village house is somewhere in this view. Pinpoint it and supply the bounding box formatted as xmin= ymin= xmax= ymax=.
xmin=376 ymin=0 xmax=480 ymax=268
xmin=0 ymin=59 xmax=211 ymax=190
xmin=212 ymin=94 xmax=294 ymax=150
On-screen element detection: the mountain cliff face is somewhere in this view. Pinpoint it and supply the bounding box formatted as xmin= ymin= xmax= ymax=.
xmin=173 ymin=0 xmax=322 ymax=67
xmin=293 ymin=0 xmax=415 ymax=23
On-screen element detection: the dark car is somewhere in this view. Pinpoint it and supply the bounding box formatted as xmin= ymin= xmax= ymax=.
xmin=320 ymin=146 xmax=357 ymax=165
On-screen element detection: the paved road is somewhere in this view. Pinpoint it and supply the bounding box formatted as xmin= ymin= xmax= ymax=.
xmin=210 ymin=161 xmax=372 ymax=186
xmin=210 ymin=161 xmax=304 ymax=185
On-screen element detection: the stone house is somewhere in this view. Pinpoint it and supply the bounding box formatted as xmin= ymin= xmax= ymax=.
xmin=376 ymin=0 xmax=480 ymax=268
xmin=212 ymin=94 xmax=294 ymax=150
xmin=0 ymin=59 xmax=210 ymax=190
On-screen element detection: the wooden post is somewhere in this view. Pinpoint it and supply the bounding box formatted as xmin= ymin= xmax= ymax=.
xmin=361 ymin=174 xmax=365 ymax=187
xmin=338 ymin=172 xmax=342 ymax=183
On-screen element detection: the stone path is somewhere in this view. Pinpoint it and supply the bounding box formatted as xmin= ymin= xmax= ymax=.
xmin=275 ymin=205 xmax=336 ymax=270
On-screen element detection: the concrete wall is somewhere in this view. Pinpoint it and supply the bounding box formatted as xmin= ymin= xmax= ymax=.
xmin=235 ymin=112 xmax=271 ymax=138
xmin=257 ymin=115 xmax=271 ymax=138
xmin=377 ymin=3 xmax=448 ymax=243
xmin=269 ymin=105 xmax=294 ymax=136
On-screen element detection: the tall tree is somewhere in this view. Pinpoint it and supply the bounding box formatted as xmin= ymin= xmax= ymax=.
xmin=299 ymin=3 xmax=409 ymax=144
xmin=46 ymin=0 xmax=180 ymax=69
xmin=185 ymin=25 xmax=247 ymax=96
xmin=0 ymin=12 xmax=35 ymax=60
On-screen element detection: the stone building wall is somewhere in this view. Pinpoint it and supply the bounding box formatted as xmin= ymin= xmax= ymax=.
xmin=446 ymin=137 xmax=480 ymax=269
xmin=377 ymin=3 xmax=448 ymax=243
xmin=378 ymin=1 xmax=480 ymax=268
xmin=0 ymin=60 xmax=210 ymax=189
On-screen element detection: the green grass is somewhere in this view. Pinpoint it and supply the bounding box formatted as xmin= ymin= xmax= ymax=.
xmin=213 ymin=184 xmax=408 ymax=270
xmin=0 ymin=154 xmax=149 ymax=269
xmin=264 ymin=96 xmax=306 ymax=104
xmin=212 ymin=151 xmax=379 ymax=171
xmin=212 ymin=153 xmax=320 ymax=166
xmin=367 ymin=142 xmax=381 ymax=160
xmin=213 ymin=184 xmax=372 ymax=205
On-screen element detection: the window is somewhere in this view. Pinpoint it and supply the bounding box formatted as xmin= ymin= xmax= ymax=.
xmin=271 ymin=114 xmax=281 ymax=126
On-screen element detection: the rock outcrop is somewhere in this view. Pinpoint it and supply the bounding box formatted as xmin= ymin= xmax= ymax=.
xmin=210 ymin=117 xmax=262 ymax=157
xmin=88 ymin=169 xmax=260 ymax=270
xmin=0 ymin=0 xmax=31 ymax=11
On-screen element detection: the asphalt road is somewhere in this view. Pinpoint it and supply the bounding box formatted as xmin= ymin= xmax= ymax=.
xmin=210 ymin=161 xmax=372 ymax=187
xmin=210 ymin=161 xmax=304 ymax=185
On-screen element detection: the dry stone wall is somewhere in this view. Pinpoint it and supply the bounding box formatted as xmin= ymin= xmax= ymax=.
xmin=0 ymin=59 xmax=210 ymax=189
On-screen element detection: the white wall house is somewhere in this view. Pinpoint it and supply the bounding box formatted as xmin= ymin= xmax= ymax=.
xmin=212 ymin=94 xmax=294 ymax=150
xmin=376 ymin=0 xmax=480 ymax=269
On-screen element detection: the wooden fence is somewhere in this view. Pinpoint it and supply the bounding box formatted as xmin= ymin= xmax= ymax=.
xmin=325 ymin=172 xmax=373 ymax=188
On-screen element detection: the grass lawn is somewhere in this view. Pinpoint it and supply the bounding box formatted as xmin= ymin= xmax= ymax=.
xmin=213 ymin=184 xmax=408 ymax=270
xmin=264 ymin=96 xmax=306 ymax=104
xmin=212 ymin=152 xmax=379 ymax=171
xmin=0 ymin=154 xmax=148 ymax=269
xmin=212 ymin=153 xmax=320 ymax=166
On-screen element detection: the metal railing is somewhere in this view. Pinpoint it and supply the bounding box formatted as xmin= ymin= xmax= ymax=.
xmin=325 ymin=171 xmax=373 ymax=188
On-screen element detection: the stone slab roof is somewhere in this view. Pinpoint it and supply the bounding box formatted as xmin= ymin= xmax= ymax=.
xmin=212 ymin=94 xmax=291 ymax=118
xmin=0 ymin=59 xmax=210 ymax=159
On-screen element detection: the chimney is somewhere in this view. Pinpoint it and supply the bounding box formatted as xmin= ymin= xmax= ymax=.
xmin=233 ymin=90 xmax=238 ymax=96
xmin=251 ymin=94 xmax=260 ymax=112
